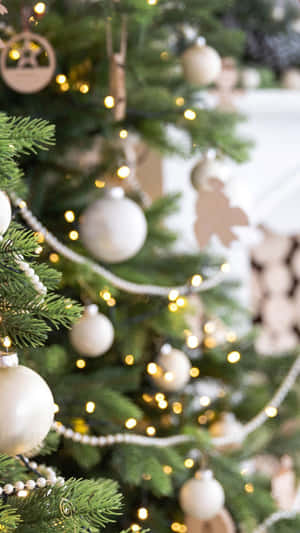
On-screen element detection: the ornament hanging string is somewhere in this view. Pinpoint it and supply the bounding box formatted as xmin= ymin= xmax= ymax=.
xmin=11 ymin=194 xmax=225 ymax=296
xmin=52 ymin=352 xmax=300 ymax=449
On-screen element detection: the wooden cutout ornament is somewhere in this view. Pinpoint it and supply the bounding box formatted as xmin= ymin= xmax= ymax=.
xmin=194 ymin=178 xmax=248 ymax=248
xmin=1 ymin=31 xmax=56 ymax=93
xmin=185 ymin=509 xmax=235 ymax=533
xmin=272 ymin=455 xmax=296 ymax=511
xmin=214 ymin=58 xmax=241 ymax=111
xmin=106 ymin=16 xmax=127 ymax=121
xmin=0 ymin=1 xmax=7 ymax=15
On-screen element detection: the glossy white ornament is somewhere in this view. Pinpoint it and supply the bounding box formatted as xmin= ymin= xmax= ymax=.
xmin=191 ymin=156 xmax=230 ymax=190
xmin=153 ymin=345 xmax=191 ymax=392
xmin=0 ymin=363 xmax=54 ymax=455
xmin=180 ymin=470 xmax=225 ymax=520
xmin=182 ymin=40 xmax=222 ymax=86
xmin=80 ymin=188 xmax=147 ymax=263
xmin=0 ymin=191 xmax=12 ymax=235
xmin=240 ymin=68 xmax=260 ymax=89
xmin=70 ymin=304 xmax=114 ymax=357
xmin=282 ymin=69 xmax=300 ymax=90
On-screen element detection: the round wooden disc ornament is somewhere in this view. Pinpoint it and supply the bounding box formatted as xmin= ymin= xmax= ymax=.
xmin=185 ymin=509 xmax=235 ymax=533
xmin=1 ymin=31 xmax=56 ymax=93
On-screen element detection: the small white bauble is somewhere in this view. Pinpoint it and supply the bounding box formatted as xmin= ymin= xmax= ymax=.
xmin=0 ymin=191 xmax=12 ymax=235
xmin=80 ymin=187 xmax=147 ymax=263
xmin=191 ymin=156 xmax=230 ymax=191
xmin=180 ymin=470 xmax=225 ymax=520
xmin=0 ymin=362 xmax=54 ymax=455
xmin=70 ymin=304 xmax=114 ymax=357
xmin=153 ymin=345 xmax=191 ymax=392
xmin=240 ymin=68 xmax=260 ymax=90
xmin=182 ymin=39 xmax=222 ymax=86
xmin=282 ymin=69 xmax=300 ymax=90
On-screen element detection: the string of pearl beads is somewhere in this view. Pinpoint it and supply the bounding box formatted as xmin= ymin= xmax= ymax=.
xmin=0 ymin=461 xmax=65 ymax=498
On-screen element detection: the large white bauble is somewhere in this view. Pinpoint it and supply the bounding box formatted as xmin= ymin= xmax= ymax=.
xmin=70 ymin=304 xmax=114 ymax=357
xmin=180 ymin=470 xmax=225 ymax=520
xmin=191 ymin=157 xmax=230 ymax=190
xmin=240 ymin=68 xmax=260 ymax=89
xmin=0 ymin=364 xmax=54 ymax=455
xmin=182 ymin=42 xmax=222 ymax=86
xmin=80 ymin=188 xmax=147 ymax=263
xmin=282 ymin=69 xmax=300 ymax=90
xmin=153 ymin=345 xmax=191 ymax=392
xmin=0 ymin=191 xmax=12 ymax=235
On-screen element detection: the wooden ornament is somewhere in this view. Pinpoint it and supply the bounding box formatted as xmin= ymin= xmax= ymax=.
xmin=1 ymin=31 xmax=56 ymax=94
xmin=214 ymin=58 xmax=241 ymax=111
xmin=272 ymin=456 xmax=296 ymax=511
xmin=106 ymin=17 xmax=127 ymax=121
xmin=194 ymin=178 xmax=248 ymax=248
xmin=0 ymin=2 xmax=7 ymax=15
xmin=185 ymin=509 xmax=235 ymax=533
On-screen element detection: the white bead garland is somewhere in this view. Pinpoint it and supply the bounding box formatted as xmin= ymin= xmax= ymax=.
xmin=16 ymin=256 xmax=47 ymax=297
xmin=0 ymin=460 xmax=65 ymax=498
xmin=10 ymin=194 xmax=225 ymax=297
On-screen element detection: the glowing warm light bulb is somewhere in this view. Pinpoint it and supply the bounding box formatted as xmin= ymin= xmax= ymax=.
xmin=158 ymin=400 xmax=168 ymax=409
xmin=190 ymin=367 xmax=200 ymax=378
xmin=147 ymin=0 xmax=158 ymax=4
xmin=34 ymin=2 xmax=46 ymax=15
xmin=147 ymin=362 xmax=158 ymax=375
xmin=54 ymin=403 xmax=60 ymax=414
xmin=184 ymin=458 xmax=194 ymax=468
xmin=100 ymin=290 xmax=111 ymax=301
xmin=146 ymin=426 xmax=156 ymax=436
xmin=2 ymin=336 xmax=12 ymax=348
xmin=199 ymin=395 xmax=211 ymax=407
xmin=184 ymin=109 xmax=197 ymax=120
xmin=168 ymin=289 xmax=179 ymax=301
xmin=119 ymin=129 xmax=128 ymax=139
xmin=56 ymin=74 xmax=67 ymax=85
xmin=221 ymin=262 xmax=230 ymax=273
xmin=186 ymin=335 xmax=199 ymax=349
xmin=131 ymin=525 xmax=141 ymax=532
xmin=60 ymin=82 xmax=70 ymax=92
xmin=95 ymin=179 xmax=106 ymax=188
xmin=227 ymin=331 xmax=237 ymax=343
xmin=265 ymin=406 xmax=278 ymax=418
xmin=9 ymin=49 xmax=21 ymax=61
xmin=176 ymin=297 xmax=186 ymax=308
xmin=164 ymin=371 xmax=174 ymax=382
xmin=163 ymin=465 xmax=173 ymax=474
xmin=244 ymin=483 xmax=254 ymax=494
xmin=137 ymin=507 xmax=149 ymax=520
xmin=175 ymin=97 xmax=185 ymax=106
xmin=64 ymin=210 xmax=75 ymax=223
xmin=124 ymin=354 xmax=135 ymax=366
xmin=227 ymin=351 xmax=241 ymax=364
xmin=125 ymin=418 xmax=137 ymax=429
xmin=79 ymin=83 xmax=90 ymax=94
xmin=85 ymin=401 xmax=96 ymax=414
xmin=69 ymin=230 xmax=79 ymax=241
xmin=76 ymin=359 xmax=86 ymax=369
xmin=172 ymin=402 xmax=182 ymax=414
xmin=117 ymin=165 xmax=130 ymax=179
xmin=191 ymin=274 xmax=202 ymax=287
xmin=104 ymin=95 xmax=115 ymax=108
xmin=168 ymin=302 xmax=178 ymax=313
xmin=49 ymin=253 xmax=60 ymax=264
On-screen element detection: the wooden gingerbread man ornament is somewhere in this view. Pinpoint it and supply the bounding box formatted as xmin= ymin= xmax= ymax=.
xmin=186 ymin=509 xmax=235 ymax=533
xmin=194 ymin=178 xmax=248 ymax=248
xmin=106 ymin=15 xmax=127 ymax=121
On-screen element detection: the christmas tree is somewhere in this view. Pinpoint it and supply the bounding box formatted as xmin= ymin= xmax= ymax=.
xmin=1 ymin=1 xmax=300 ymax=532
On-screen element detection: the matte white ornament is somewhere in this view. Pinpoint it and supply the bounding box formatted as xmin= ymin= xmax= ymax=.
xmin=0 ymin=360 xmax=54 ymax=455
xmin=80 ymin=188 xmax=147 ymax=263
xmin=153 ymin=345 xmax=191 ymax=392
xmin=180 ymin=470 xmax=225 ymax=520
xmin=0 ymin=190 xmax=11 ymax=235
xmin=69 ymin=304 xmax=114 ymax=357
xmin=182 ymin=40 xmax=222 ymax=86
xmin=240 ymin=68 xmax=260 ymax=89
xmin=282 ymin=69 xmax=300 ymax=90
xmin=191 ymin=155 xmax=230 ymax=191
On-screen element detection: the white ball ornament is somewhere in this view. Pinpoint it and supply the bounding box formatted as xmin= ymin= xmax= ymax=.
xmin=282 ymin=69 xmax=300 ymax=90
xmin=70 ymin=304 xmax=114 ymax=357
xmin=240 ymin=68 xmax=260 ymax=90
xmin=153 ymin=344 xmax=191 ymax=392
xmin=182 ymin=38 xmax=222 ymax=86
xmin=191 ymin=153 xmax=230 ymax=191
xmin=80 ymin=187 xmax=147 ymax=263
xmin=0 ymin=191 xmax=12 ymax=236
xmin=180 ymin=470 xmax=225 ymax=520
xmin=0 ymin=354 xmax=54 ymax=456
